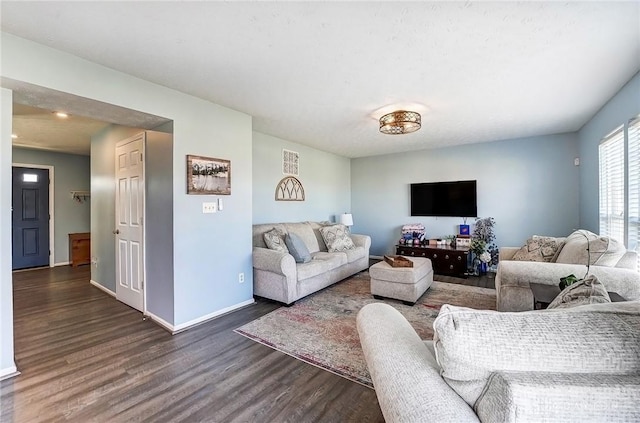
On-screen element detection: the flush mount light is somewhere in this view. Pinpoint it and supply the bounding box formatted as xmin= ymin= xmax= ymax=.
xmin=11 ymin=134 xmax=18 ymax=139
xmin=379 ymin=110 xmax=421 ymax=135
xmin=54 ymin=112 xmax=69 ymax=118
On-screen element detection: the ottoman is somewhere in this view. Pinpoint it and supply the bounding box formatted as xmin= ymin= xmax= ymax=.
xmin=369 ymin=257 xmax=434 ymax=305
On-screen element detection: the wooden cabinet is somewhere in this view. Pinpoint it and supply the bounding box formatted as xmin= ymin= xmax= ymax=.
xmin=69 ymin=232 xmax=90 ymax=267
xmin=396 ymin=245 xmax=469 ymax=278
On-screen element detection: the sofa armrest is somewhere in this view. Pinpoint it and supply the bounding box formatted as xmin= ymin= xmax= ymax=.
xmin=497 ymin=260 xmax=640 ymax=303
xmin=350 ymin=233 xmax=371 ymax=251
xmin=499 ymin=247 xmax=520 ymax=261
xmin=252 ymin=247 xmax=296 ymax=278
xmin=476 ymin=371 xmax=640 ymax=422
xmin=357 ymin=303 xmax=479 ymax=423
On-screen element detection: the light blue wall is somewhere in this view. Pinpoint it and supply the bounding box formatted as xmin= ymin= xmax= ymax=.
xmin=0 ymin=33 xmax=253 ymax=332
xmin=352 ymin=133 xmax=580 ymax=256
xmin=578 ymin=71 xmax=640 ymax=233
xmin=90 ymin=125 xmax=143 ymax=293
xmin=253 ymin=131 xmax=351 ymax=224
xmin=12 ymin=147 xmax=90 ymax=264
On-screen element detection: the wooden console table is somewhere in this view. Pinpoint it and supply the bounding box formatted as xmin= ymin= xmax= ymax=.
xmin=396 ymin=244 xmax=469 ymax=278
xmin=69 ymin=232 xmax=90 ymax=267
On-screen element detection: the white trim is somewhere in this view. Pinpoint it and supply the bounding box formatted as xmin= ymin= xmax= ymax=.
xmin=12 ymin=163 xmax=55 ymax=267
xmin=370 ymin=255 xmax=384 ymax=260
xmin=90 ymin=279 xmax=115 ymax=297
xmin=0 ymin=366 xmax=19 ymax=381
xmin=146 ymin=299 xmax=255 ymax=334
xmin=173 ymin=299 xmax=255 ymax=333
xmin=145 ymin=311 xmax=174 ymax=333
xmin=54 ymin=261 xmax=70 ymax=267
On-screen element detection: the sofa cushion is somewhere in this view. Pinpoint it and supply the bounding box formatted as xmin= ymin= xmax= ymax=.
xmin=344 ymin=246 xmax=366 ymax=263
xmin=547 ymin=274 xmax=611 ymax=309
xmin=511 ymin=235 xmax=565 ymax=262
xmin=310 ymin=251 xmax=348 ymax=268
xmin=319 ymin=224 xmax=356 ymax=252
xmin=555 ymin=230 xmax=626 ymax=267
xmin=285 ymin=233 xmax=311 ymax=263
xmin=432 ymin=303 xmax=640 ymax=406
xmin=263 ymin=227 xmax=289 ymax=253
xmin=283 ymin=222 xmax=322 ymax=254
xmin=475 ymin=372 xmax=640 ymax=422
xmin=306 ymin=221 xmax=332 ymax=252
xmin=253 ymin=223 xmax=287 ymax=249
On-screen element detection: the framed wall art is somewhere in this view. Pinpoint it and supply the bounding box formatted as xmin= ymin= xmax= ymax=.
xmin=187 ymin=155 xmax=231 ymax=195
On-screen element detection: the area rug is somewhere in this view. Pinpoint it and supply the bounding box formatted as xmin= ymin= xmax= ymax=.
xmin=234 ymin=271 xmax=496 ymax=388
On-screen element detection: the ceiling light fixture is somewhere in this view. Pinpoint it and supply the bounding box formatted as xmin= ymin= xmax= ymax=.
xmin=54 ymin=112 xmax=69 ymax=118
xmin=379 ymin=110 xmax=421 ymax=135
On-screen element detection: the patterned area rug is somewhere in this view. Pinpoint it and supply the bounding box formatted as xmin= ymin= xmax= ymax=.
xmin=234 ymin=271 xmax=496 ymax=388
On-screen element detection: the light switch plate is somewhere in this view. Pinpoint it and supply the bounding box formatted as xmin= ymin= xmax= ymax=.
xmin=203 ymin=202 xmax=217 ymax=213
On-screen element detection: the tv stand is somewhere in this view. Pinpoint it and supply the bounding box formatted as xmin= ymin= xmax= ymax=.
xmin=396 ymin=244 xmax=469 ymax=278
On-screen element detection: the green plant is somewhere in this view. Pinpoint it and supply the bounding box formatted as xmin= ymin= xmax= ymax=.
xmin=559 ymin=274 xmax=579 ymax=290
xmin=470 ymin=238 xmax=487 ymax=256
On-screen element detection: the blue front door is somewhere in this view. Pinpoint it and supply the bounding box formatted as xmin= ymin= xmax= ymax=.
xmin=12 ymin=167 xmax=50 ymax=270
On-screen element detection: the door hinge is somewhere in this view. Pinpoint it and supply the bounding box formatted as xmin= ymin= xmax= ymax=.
xmin=140 ymin=153 xmax=143 ymax=161
xmin=141 ymin=280 xmax=144 ymax=289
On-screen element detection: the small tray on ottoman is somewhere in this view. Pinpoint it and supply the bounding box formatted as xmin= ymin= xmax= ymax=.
xmin=383 ymin=255 xmax=414 ymax=268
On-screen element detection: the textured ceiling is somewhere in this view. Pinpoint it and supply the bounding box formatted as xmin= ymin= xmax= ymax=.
xmin=2 ymin=1 xmax=639 ymax=158
xmin=5 ymin=79 xmax=171 ymax=155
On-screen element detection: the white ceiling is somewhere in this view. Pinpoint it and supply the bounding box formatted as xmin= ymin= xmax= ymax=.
xmin=2 ymin=1 xmax=639 ymax=158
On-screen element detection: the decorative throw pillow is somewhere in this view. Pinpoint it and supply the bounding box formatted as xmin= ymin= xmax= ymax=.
xmin=547 ymin=275 xmax=611 ymax=310
xmin=319 ymin=224 xmax=356 ymax=252
xmin=512 ymin=235 xmax=565 ymax=262
xmin=263 ymin=227 xmax=289 ymax=253
xmin=285 ymin=233 xmax=311 ymax=263
xmin=555 ymin=230 xmax=626 ymax=267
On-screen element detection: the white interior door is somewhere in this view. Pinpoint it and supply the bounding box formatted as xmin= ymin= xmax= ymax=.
xmin=115 ymin=134 xmax=145 ymax=311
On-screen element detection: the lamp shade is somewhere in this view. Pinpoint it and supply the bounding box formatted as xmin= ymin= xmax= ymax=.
xmin=340 ymin=213 xmax=354 ymax=226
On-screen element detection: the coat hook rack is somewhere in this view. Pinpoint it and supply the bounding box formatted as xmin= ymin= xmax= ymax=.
xmin=71 ymin=191 xmax=90 ymax=203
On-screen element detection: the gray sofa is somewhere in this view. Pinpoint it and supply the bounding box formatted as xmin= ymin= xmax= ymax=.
xmin=496 ymin=232 xmax=640 ymax=312
xmin=252 ymin=221 xmax=371 ymax=305
xmin=357 ymin=301 xmax=640 ymax=423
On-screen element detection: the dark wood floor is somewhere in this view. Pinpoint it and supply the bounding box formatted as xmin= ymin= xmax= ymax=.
xmin=1 ymin=266 xmax=384 ymax=422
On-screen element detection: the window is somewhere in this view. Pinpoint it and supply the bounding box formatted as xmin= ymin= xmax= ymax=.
xmin=22 ymin=173 xmax=38 ymax=182
xmin=599 ymin=116 xmax=640 ymax=265
xmin=628 ymin=117 xmax=640 ymax=253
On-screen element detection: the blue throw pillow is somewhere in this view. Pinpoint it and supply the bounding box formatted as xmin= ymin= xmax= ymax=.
xmin=285 ymin=233 xmax=311 ymax=263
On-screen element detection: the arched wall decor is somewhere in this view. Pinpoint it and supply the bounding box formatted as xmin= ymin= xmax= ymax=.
xmin=275 ymin=176 xmax=305 ymax=201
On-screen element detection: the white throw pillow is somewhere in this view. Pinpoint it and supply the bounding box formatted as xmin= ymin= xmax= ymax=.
xmin=555 ymin=230 xmax=626 ymax=267
xmin=318 ymin=224 xmax=355 ymax=252
xmin=263 ymin=227 xmax=289 ymax=253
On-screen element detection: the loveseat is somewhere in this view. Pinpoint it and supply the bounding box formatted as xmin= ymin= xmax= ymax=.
xmin=252 ymin=221 xmax=371 ymax=305
xmin=357 ymin=301 xmax=640 ymax=422
xmin=496 ymin=230 xmax=640 ymax=311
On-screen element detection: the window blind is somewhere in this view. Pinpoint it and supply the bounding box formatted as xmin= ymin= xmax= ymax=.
xmin=599 ymin=126 xmax=625 ymax=244
xmin=628 ymin=117 xmax=640 ymax=264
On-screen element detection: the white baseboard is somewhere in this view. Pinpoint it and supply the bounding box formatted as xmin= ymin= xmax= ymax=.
xmin=146 ymin=299 xmax=255 ymax=334
xmin=173 ymin=299 xmax=255 ymax=333
xmin=54 ymin=261 xmax=70 ymax=267
xmin=0 ymin=365 xmax=19 ymax=381
xmin=145 ymin=311 xmax=175 ymax=333
xmin=90 ymin=280 xmax=115 ymax=297
xmin=370 ymin=255 xmax=384 ymax=260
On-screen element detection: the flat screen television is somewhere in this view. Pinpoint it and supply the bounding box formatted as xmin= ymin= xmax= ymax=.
xmin=410 ymin=180 xmax=477 ymax=217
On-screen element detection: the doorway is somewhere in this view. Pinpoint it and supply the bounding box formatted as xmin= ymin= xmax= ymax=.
xmin=11 ymin=165 xmax=54 ymax=270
